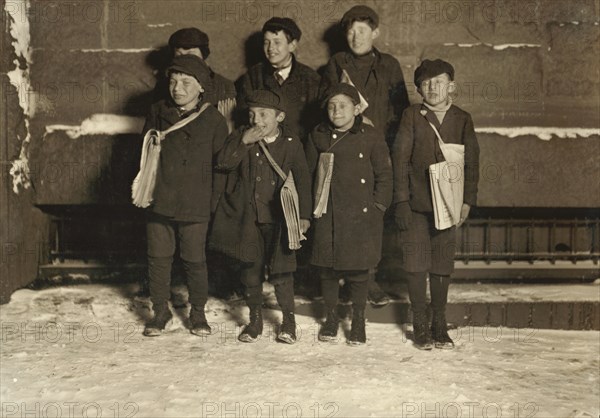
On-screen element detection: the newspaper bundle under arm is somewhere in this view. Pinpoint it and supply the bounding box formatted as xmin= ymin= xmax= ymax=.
xmin=131 ymin=103 xmax=210 ymax=208
xmin=313 ymin=152 xmax=335 ymax=218
xmin=258 ymin=141 xmax=306 ymax=250
xmin=427 ymin=121 xmax=465 ymax=230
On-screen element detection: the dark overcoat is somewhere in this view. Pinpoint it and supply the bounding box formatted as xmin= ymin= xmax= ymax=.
xmin=208 ymin=128 xmax=312 ymax=274
xmin=392 ymin=104 xmax=480 ymax=213
xmin=319 ymin=48 xmax=410 ymax=147
xmin=143 ymin=99 xmax=228 ymax=222
xmin=238 ymin=55 xmax=321 ymax=142
xmin=305 ymin=118 xmax=393 ymax=270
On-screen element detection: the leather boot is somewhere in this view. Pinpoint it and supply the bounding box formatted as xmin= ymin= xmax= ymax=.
xmin=278 ymin=311 xmax=297 ymax=344
xmin=189 ymin=305 xmax=212 ymax=336
xmin=143 ymin=303 xmax=173 ymax=337
xmin=238 ymin=305 xmax=263 ymax=343
xmin=412 ymin=311 xmax=433 ymax=350
xmin=431 ymin=310 xmax=454 ymax=349
xmin=348 ymin=307 xmax=367 ymax=346
xmin=319 ymin=309 xmax=339 ymax=342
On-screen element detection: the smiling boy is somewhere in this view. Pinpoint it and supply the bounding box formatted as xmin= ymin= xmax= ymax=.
xmin=142 ymin=55 xmax=228 ymax=337
xmin=210 ymin=90 xmax=311 ymax=344
xmin=238 ymin=17 xmax=320 ymax=144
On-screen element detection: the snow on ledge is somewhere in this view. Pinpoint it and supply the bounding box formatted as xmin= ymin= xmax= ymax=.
xmin=76 ymin=48 xmax=157 ymax=53
xmin=443 ymin=42 xmax=541 ymax=50
xmin=147 ymin=23 xmax=173 ymax=28
xmin=475 ymin=127 xmax=600 ymax=140
xmin=45 ymin=114 xmax=145 ymax=139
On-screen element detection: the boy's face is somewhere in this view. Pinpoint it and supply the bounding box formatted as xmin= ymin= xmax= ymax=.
xmin=263 ymin=30 xmax=297 ymax=68
xmin=174 ymin=47 xmax=203 ymax=59
xmin=418 ymin=73 xmax=455 ymax=107
xmin=346 ymin=21 xmax=379 ymax=56
xmin=169 ymin=72 xmax=204 ymax=109
xmin=249 ymin=106 xmax=285 ymax=138
xmin=327 ymin=94 xmax=359 ymax=131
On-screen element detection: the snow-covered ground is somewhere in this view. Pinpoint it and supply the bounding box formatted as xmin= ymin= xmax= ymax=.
xmin=1 ymin=284 xmax=598 ymax=418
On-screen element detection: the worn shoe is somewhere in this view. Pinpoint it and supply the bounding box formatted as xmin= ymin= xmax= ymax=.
xmin=238 ymin=305 xmax=263 ymax=343
xmin=412 ymin=311 xmax=433 ymax=350
xmin=347 ymin=308 xmax=366 ymax=346
xmin=431 ymin=311 xmax=455 ymax=349
xmin=277 ymin=312 xmax=297 ymax=344
xmin=318 ymin=309 xmax=340 ymax=342
xmin=189 ymin=305 xmax=212 ymax=336
xmin=143 ymin=306 xmax=173 ymax=337
xmin=368 ymin=281 xmax=390 ymax=307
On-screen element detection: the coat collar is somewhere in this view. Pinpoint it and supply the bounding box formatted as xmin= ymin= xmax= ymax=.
xmin=158 ymin=98 xmax=207 ymax=126
xmin=262 ymin=54 xmax=299 ymax=84
xmin=419 ymin=103 xmax=457 ymax=129
xmin=316 ymin=115 xmax=364 ymax=135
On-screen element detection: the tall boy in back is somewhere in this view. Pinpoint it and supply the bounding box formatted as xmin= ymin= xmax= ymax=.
xmin=319 ymin=5 xmax=410 ymax=306
xmin=392 ymin=59 xmax=480 ymax=350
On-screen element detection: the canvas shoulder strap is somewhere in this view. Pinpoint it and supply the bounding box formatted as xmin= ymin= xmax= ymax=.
xmin=157 ymin=102 xmax=211 ymax=141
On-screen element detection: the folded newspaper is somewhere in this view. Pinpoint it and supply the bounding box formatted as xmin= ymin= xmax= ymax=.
xmin=313 ymin=152 xmax=335 ymax=218
xmin=280 ymin=171 xmax=306 ymax=250
xmin=429 ymin=142 xmax=465 ymax=230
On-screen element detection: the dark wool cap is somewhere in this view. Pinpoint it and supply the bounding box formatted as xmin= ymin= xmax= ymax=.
xmin=322 ymin=83 xmax=360 ymax=107
xmin=168 ymin=55 xmax=211 ymax=87
xmin=169 ymin=27 xmax=211 ymax=58
xmin=341 ymin=5 xmax=379 ymax=30
xmin=246 ymin=90 xmax=287 ymax=113
xmin=263 ymin=17 xmax=302 ymax=41
xmin=414 ymin=59 xmax=455 ymax=87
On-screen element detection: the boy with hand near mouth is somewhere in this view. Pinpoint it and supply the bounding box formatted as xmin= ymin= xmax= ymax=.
xmin=210 ymin=90 xmax=312 ymax=344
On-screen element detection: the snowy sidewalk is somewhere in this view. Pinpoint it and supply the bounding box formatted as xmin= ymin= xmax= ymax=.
xmin=1 ymin=284 xmax=598 ymax=418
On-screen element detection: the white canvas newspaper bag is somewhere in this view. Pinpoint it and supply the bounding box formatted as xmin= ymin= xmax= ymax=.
xmin=427 ymin=121 xmax=465 ymax=230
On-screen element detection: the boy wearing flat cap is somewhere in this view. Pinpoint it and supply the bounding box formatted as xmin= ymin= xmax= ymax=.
xmin=238 ymin=17 xmax=320 ymax=144
xmin=169 ymin=27 xmax=237 ymax=131
xmin=305 ymin=83 xmax=393 ymax=345
xmin=392 ymin=59 xmax=480 ymax=350
xmin=142 ymin=55 xmax=228 ymax=337
xmin=319 ymin=5 xmax=410 ymax=307
xmin=210 ymin=90 xmax=312 ymax=344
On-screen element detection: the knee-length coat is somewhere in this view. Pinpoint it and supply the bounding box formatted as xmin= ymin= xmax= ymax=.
xmin=305 ymin=118 xmax=393 ymax=270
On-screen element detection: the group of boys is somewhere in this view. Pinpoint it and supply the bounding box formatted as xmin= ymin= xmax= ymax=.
xmin=140 ymin=5 xmax=479 ymax=350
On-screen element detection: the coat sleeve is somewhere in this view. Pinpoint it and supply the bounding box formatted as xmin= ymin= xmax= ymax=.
xmin=211 ymin=114 xmax=231 ymax=212
xmin=371 ymin=134 xmax=394 ymax=209
xmin=387 ymin=58 xmax=410 ymax=145
xmin=462 ymin=114 xmax=480 ymax=206
xmin=304 ymin=131 xmax=319 ymax=177
xmin=392 ymin=107 xmax=415 ymax=205
xmin=215 ymin=128 xmax=250 ymax=172
xmin=318 ymin=57 xmax=340 ymax=100
xmin=291 ymin=140 xmax=313 ymax=220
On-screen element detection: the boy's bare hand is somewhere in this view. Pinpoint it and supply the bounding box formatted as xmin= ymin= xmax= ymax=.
xmin=300 ymin=219 xmax=311 ymax=234
xmin=457 ymin=203 xmax=471 ymax=227
xmin=242 ymin=126 xmax=266 ymax=145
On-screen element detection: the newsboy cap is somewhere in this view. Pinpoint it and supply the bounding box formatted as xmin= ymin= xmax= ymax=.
xmin=341 ymin=5 xmax=379 ymax=30
xmin=263 ymin=17 xmax=302 ymax=41
xmin=168 ymin=27 xmax=211 ymax=58
xmin=414 ymin=59 xmax=455 ymax=87
xmin=245 ymin=90 xmax=287 ymax=113
xmin=167 ymin=55 xmax=211 ymax=87
xmin=322 ymin=83 xmax=361 ymax=107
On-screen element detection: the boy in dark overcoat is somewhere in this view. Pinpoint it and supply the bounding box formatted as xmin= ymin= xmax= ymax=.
xmin=142 ymin=55 xmax=228 ymax=337
xmin=210 ymin=90 xmax=311 ymax=344
xmin=306 ymin=83 xmax=393 ymax=345
xmin=392 ymin=59 xmax=480 ymax=349
xmin=238 ymin=17 xmax=320 ymax=143
xmin=319 ymin=5 xmax=410 ymax=305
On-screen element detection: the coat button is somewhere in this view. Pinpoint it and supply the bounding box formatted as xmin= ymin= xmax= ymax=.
xmin=256 ymin=176 xmax=261 ymax=182
xmin=359 ymin=153 xmax=363 ymax=158
xmin=288 ymin=137 xmax=293 ymax=141
xmin=332 ymin=133 xmax=337 ymax=139
xmin=258 ymin=160 xmax=263 ymax=165
xmin=360 ymin=178 xmax=366 ymax=184
xmin=271 ymin=180 xmax=276 ymax=186
xmin=363 ymin=207 xmax=368 ymax=213
xmin=256 ymin=152 xmax=260 ymax=157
